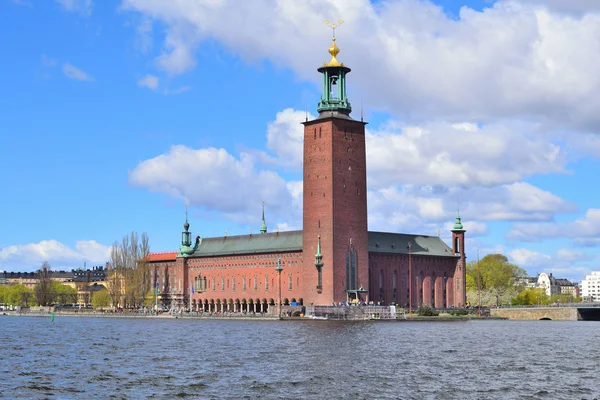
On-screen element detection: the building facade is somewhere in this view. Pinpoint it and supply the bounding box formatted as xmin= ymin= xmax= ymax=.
xmin=146 ymin=36 xmax=467 ymax=312
xmin=581 ymin=271 xmax=600 ymax=302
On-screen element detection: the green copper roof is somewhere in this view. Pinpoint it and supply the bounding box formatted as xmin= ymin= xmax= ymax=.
xmin=183 ymin=230 xmax=456 ymax=258
xmin=191 ymin=230 xmax=303 ymax=257
xmin=368 ymin=231 xmax=456 ymax=258
xmin=452 ymin=210 xmax=465 ymax=231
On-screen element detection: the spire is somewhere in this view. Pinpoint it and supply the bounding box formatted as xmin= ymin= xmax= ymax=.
xmin=260 ymin=200 xmax=267 ymax=234
xmin=184 ymin=203 xmax=190 ymax=232
xmin=452 ymin=209 xmax=465 ymax=231
xmin=181 ymin=203 xmax=191 ymax=247
xmin=317 ymin=20 xmax=352 ymax=116
xmin=314 ymin=235 xmax=323 ymax=268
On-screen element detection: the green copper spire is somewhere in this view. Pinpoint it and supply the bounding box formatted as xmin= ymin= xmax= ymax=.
xmin=178 ymin=203 xmax=201 ymax=257
xmin=182 ymin=204 xmax=191 ymax=247
xmin=260 ymin=200 xmax=267 ymax=234
xmin=314 ymin=235 xmax=323 ymax=268
xmin=452 ymin=209 xmax=465 ymax=231
xmin=317 ymin=27 xmax=352 ymax=116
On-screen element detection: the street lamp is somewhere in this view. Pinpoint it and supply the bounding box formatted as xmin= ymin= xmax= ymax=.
xmin=407 ymin=241 xmax=412 ymax=317
xmin=477 ymin=247 xmax=481 ymax=317
xmin=276 ymin=256 xmax=283 ymax=319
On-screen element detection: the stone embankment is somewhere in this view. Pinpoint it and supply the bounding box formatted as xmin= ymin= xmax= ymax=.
xmin=490 ymin=307 xmax=579 ymax=321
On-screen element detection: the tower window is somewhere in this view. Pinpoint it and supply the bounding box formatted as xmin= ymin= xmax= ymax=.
xmin=314 ymin=129 xmax=316 ymax=139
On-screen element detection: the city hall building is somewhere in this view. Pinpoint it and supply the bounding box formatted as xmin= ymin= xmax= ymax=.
xmin=146 ymin=36 xmax=467 ymax=313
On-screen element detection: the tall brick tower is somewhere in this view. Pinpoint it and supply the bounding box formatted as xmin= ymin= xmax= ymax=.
xmin=451 ymin=211 xmax=467 ymax=307
xmin=302 ymin=30 xmax=369 ymax=305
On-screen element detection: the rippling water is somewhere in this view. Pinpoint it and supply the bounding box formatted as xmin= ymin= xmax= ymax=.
xmin=1 ymin=316 xmax=599 ymax=399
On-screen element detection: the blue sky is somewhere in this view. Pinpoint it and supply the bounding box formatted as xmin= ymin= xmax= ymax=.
xmin=1 ymin=0 xmax=600 ymax=283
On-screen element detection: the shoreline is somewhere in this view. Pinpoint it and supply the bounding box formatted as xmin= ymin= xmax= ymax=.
xmin=1 ymin=311 xmax=505 ymax=322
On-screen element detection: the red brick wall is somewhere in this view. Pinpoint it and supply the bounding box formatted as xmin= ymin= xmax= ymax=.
xmin=302 ymin=116 xmax=369 ymax=305
xmin=186 ymin=251 xmax=304 ymax=307
xmin=368 ymin=252 xmax=459 ymax=308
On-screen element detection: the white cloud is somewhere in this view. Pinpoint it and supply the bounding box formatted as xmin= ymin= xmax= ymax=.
xmin=62 ymin=62 xmax=93 ymax=81
xmin=121 ymin=0 xmax=600 ymax=131
xmin=55 ymin=0 xmax=92 ymax=15
xmin=508 ymin=248 xmax=551 ymax=268
xmin=507 ymin=208 xmax=600 ymax=244
xmin=128 ymin=145 xmax=297 ymax=226
xmin=365 ymin=121 xmax=567 ymax=189
xmin=507 ymin=0 xmax=600 ymax=15
xmin=0 ymin=240 xmax=110 ymax=272
xmin=138 ymin=74 xmax=159 ymax=90
xmin=257 ymin=108 xmax=311 ymax=171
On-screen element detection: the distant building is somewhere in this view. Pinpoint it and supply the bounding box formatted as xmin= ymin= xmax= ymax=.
xmin=581 ymin=272 xmax=600 ymax=302
xmin=517 ymin=273 xmax=579 ymax=299
xmin=0 ymin=265 xmax=109 ymax=305
xmin=537 ymin=272 xmax=561 ymax=296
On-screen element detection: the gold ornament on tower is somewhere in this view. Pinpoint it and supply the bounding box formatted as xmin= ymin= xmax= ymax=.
xmin=324 ymin=20 xmax=344 ymax=67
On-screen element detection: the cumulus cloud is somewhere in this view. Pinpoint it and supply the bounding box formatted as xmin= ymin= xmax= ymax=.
xmin=121 ymin=0 xmax=600 ymax=131
xmin=508 ymin=248 xmax=551 ymax=268
xmin=507 ymin=0 xmax=600 ymax=15
xmin=55 ymin=0 xmax=92 ymax=15
xmin=257 ymin=108 xmax=311 ymax=171
xmin=62 ymin=62 xmax=93 ymax=81
xmin=0 ymin=240 xmax=110 ymax=272
xmin=138 ymin=74 xmax=159 ymax=90
xmin=128 ymin=145 xmax=297 ymax=226
xmin=366 ymin=121 xmax=567 ymax=188
xmin=507 ymin=208 xmax=600 ymax=245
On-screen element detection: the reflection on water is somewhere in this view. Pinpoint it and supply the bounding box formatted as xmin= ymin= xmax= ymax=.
xmin=1 ymin=316 xmax=599 ymax=399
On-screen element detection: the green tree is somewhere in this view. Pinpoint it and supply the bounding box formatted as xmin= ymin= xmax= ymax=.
xmin=7 ymin=284 xmax=33 ymax=306
xmin=53 ymin=282 xmax=78 ymax=305
xmin=512 ymin=288 xmax=547 ymax=305
xmin=143 ymin=289 xmax=156 ymax=309
xmin=466 ymin=254 xmax=526 ymax=306
xmin=92 ymin=290 xmax=111 ymax=310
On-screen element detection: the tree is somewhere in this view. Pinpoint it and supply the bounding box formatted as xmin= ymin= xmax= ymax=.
xmin=54 ymin=282 xmax=77 ymax=305
xmin=92 ymin=290 xmax=111 ymax=310
xmin=6 ymin=284 xmax=34 ymax=307
xmin=466 ymin=254 xmax=526 ymax=306
xmin=34 ymin=261 xmax=55 ymax=306
xmin=143 ymin=288 xmax=156 ymax=309
xmin=108 ymin=232 xmax=150 ymax=308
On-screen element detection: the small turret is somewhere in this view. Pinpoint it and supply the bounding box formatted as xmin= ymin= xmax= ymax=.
xmin=178 ymin=203 xmax=201 ymax=257
xmin=452 ymin=209 xmax=465 ymax=232
xmin=260 ymin=200 xmax=267 ymax=234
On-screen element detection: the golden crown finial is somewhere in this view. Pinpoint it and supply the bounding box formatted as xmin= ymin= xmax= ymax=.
xmin=323 ymin=20 xmax=344 ymax=67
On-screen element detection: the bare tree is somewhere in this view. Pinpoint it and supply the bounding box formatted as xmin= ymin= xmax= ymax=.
xmin=108 ymin=232 xmax=151 ymax=308
xmin=34 ymin=261 xmax=54 ymax=306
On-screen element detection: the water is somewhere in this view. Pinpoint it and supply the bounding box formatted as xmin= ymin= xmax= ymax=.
xmin=1 ymin=316 xmax=599 ymax=399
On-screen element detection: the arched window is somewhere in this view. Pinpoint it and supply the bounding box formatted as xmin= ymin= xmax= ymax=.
xmin=221 ymin=276 xmax=225 ymax=291
xmin=253 ymin=275 xmax=258 ymax=291
xmin=431 ymin=272 xmax=436 ymax=307
xmin=265 ymin=275 xmax=269 ymax=290
xmin=288 ymin=273 xmax=293 ymax=290
xmin=379 ymin=270 xmax=383 ymax=300
xmin=243 ymin=276 xmax=247 ymax=291
xmin=232 ymin=276 xmax=236 ymax=291
xmin=419 ymin=271 xmax=424 ymax=305
xmin=392 ymin=270 xmax=397 ymax=303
